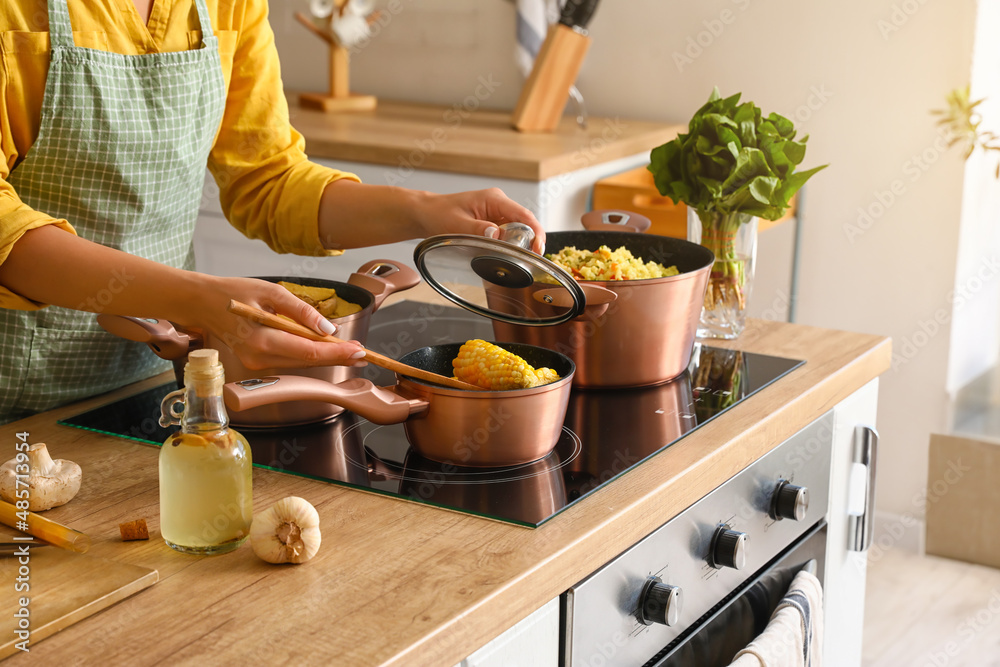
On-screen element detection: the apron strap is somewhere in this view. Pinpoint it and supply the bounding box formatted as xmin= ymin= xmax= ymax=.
xmin=192 ymin=0 xmax=217 ymax=44
xmin=46 ymin=0 xmax=74 ymax=49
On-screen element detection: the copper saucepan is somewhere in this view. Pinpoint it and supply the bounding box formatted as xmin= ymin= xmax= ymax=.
xmin=98 ymin=260 xmax=420 ymax=427
xmin=223 ymin=342 xmax=576 ymax=467
xmin=490 ymin=210 xmax=715 ymax=388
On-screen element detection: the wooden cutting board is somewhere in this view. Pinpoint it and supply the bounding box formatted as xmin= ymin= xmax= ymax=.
xmin=0 ymin=544 xmax=157 ymax=658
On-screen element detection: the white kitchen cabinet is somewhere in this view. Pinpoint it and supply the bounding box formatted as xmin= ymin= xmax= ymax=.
xmin=824 ymin=378 xmax=880 ymax=666
xmin=192 ymin=100 xmax=682 ymax=280
xmin=455 ymin=597 xmax=560 ymax=667
xmin=191 ymin=150 xmax=649 ymax=281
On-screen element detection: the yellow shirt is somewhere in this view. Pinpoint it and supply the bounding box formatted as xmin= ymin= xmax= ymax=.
xmin=0 ymin=0 xmax=358 ymax=310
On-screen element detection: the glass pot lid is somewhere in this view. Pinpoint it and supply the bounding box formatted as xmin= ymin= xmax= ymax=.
xmin=413 ymin=228 xmax=586 ymax=326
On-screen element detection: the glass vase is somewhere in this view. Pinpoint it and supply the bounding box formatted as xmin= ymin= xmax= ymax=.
xmin=687 ymin=208 xmax=758 ymax=339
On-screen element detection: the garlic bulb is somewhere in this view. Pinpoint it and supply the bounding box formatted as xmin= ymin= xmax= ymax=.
xmin=250 ymin=496 xmax=321 ymax=564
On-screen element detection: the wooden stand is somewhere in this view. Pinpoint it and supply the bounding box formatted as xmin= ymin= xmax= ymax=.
xmin=512 ymin=24 xmax=590 ymax=132
xmin=295 ymin=11 xmax=377 ymax=113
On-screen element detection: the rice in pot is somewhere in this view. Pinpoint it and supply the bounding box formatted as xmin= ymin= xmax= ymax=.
xmin=545 ymin=245 xmax=679 ymax=281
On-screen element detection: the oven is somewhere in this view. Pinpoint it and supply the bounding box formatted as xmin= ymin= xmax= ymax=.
xmin=562 ymin=412 xmax=834 ymax=667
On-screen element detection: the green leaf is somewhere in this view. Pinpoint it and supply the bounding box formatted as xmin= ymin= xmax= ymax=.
xmin=647 ymin=88 xmax=828 ymax=213
xmin=766 ymin=112 xmax=795 ymax=138
xmin=748 ymin=175 xmax=780 ymax=205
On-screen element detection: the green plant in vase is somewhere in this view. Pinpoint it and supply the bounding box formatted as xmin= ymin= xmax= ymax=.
xmin=648 ymin=89 xmax=826 ymax=338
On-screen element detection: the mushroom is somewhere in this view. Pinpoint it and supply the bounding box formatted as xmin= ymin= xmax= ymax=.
xmin=250 ymin=496 xmax=322 ymax=564
xmin=0 ymin=443 xmax=82 ymax=511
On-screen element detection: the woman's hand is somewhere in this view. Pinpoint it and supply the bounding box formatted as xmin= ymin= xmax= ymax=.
xmin=410 ymin=188 xmax=546 ymax=254
xmin=185 ymin=276 xmax=369 ymax=371
xmin=0 ymin=227 xmax=368 ymax=370
xmin=319 ymin=181 xmax=546 ymax=254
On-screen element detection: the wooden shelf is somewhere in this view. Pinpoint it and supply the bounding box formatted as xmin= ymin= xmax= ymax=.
xmin=287 ymin=98 xmax=683 ymax=181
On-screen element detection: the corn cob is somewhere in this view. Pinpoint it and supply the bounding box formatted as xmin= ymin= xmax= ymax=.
xmin=452 ymin=339 xmax=561 ymax=390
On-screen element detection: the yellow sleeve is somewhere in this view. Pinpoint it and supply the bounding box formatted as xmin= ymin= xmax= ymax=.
xmin=207 ymin=0 xmax=359 ymax=257
xmin=0 ymin=164 xmax=78 ymax=312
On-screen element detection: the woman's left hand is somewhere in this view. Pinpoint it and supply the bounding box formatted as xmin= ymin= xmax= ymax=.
xmin=411 ymin=188 xmax=546 ymax=254
xmin=319 ymin=180 xmax=546 ymax=254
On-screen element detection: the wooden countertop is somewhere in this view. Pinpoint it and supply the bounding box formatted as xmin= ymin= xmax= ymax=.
xmin=287 ymin=99 xmax=682 ymax=181
xmin=1 ymin=297 xmax=890 ymax=666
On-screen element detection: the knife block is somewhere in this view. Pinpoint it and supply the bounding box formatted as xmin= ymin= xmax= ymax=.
xmin=512 ymin=23 xmax=591 ymax=132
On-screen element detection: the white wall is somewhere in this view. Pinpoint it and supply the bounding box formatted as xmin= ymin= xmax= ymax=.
xmin=272 ymin=0 xmax=982 ymax=522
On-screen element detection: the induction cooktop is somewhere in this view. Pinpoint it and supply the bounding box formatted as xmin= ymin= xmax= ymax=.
xmin=60 ymin=302 xmax=803 ymax=527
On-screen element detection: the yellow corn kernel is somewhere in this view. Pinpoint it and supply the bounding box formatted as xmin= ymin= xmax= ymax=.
xmin=453 ymin=339 xmax=561 ymax=390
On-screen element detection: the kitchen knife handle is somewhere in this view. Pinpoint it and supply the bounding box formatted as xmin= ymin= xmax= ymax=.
xmin=558 ymin=0 xmax=601 ymax=30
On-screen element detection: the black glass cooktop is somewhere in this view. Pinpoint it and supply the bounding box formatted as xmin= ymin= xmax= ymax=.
xmin=60 ymin=302 xmax=803 ymax=527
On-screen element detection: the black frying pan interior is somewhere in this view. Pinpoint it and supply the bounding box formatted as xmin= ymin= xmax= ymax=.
xmin=399 ymin=342 xmax=575 ymax=389
xmin=256 ymin=275 xmax=375 ymax=311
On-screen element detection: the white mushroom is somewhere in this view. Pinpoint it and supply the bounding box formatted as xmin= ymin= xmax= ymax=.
xmin=0 ymin=443 xmax=82 ymax=511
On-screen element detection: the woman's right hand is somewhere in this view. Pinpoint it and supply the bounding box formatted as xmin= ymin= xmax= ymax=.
xmin=182 ymin=275 xmax=369 ymax=370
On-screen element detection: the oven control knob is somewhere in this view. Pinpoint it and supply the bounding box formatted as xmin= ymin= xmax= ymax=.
xmin=638 ymin=577 xmax=683 ymax=627
xmin=710 ymin=526 xmax=748 ymax=570
xmin=771 ymin=480 xmax=809 ymax=521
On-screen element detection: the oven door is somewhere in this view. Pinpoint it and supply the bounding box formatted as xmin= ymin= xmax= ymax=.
xmin=644 ymin=521 xmax=826 ymax=667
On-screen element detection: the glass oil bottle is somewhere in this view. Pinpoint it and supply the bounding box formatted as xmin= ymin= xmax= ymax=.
xmin=158 ymin=348 xmax=252 ymax=554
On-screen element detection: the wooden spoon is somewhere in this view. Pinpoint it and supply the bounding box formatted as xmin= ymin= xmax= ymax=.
xmin=227 ymin=300 xmax=484 ymax=391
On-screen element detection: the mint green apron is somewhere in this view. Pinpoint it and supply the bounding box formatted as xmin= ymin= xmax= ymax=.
xmin=0 ymin=0 xmax=226 ymax=424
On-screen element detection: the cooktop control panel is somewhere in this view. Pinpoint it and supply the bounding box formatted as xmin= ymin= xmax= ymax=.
xmin=563 ymin=412 xmax=834 ymax=666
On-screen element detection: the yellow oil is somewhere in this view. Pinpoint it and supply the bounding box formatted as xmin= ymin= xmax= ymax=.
xmin=159 ymin=427 xmax=253 ymax=555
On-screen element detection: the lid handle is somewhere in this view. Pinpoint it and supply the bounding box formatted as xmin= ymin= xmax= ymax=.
xmin=497 ymin=222 xmax=536 ymax=251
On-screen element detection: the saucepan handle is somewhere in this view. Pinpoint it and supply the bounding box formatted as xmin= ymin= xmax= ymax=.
xmin=581 ymin=209 xmax=652 ymax=233
xmin=531 ymin=283 xmax=617 ymax=318
xmin=348 ymin=260 xmax=421 ymax=311
xmin=96 ymin=314 xmax=195 ymax=360
xmin=222 ymin=375 xmax=428 ymax=425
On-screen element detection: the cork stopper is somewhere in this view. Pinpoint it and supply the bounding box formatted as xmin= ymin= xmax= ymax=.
xmin=187 ymin=348 xmax=219 ymax=370
xmin=184 ymin=349 xmax=223 ymax=397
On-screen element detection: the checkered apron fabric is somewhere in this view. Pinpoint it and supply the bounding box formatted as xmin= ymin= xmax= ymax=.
xmin=0 ymin=0 xmax=226 ymax=423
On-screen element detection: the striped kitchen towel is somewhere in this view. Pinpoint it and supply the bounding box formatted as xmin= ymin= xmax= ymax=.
xmin=730 ymin=568 xmax=824 ymax=667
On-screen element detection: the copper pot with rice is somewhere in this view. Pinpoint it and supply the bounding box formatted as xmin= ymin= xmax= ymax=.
xmin=414 ymin=211 xmax=714 ymax=388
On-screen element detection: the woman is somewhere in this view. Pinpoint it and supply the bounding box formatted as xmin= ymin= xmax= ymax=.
xmin=0 ymin=0 xmax=544 ymax=424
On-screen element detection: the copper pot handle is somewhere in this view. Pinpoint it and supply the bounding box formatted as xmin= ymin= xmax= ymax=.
xmin=347 ymin=260 xmax=421 ymax=311
xmin=96 ymin=314 xmax=196 ymax=360
xmin=580 ymin=209 xmax=652 ymax=233
xmin=532 ymin=283 xmax=617 ymax=318
xmin=222 ymin=375 xmax=428 ymax=425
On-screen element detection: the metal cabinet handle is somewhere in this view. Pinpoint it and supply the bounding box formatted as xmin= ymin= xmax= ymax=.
xmin=848 ymin=425 xmax=879 ymax=551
